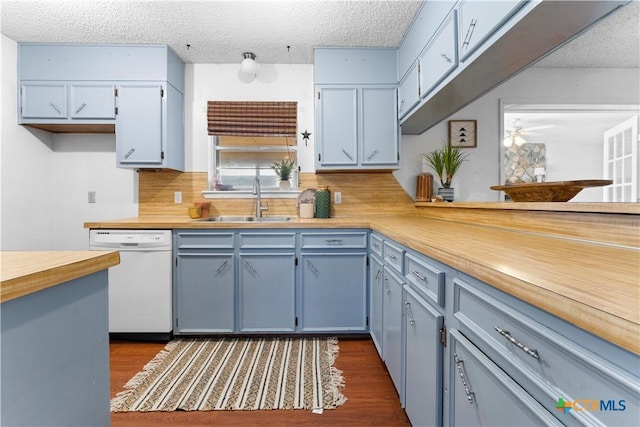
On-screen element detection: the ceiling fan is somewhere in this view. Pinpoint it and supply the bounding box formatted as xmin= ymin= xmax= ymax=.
xmin=503 ymin=118 xmax=554 ymax=147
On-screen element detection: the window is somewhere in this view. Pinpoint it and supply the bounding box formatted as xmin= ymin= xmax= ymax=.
xmin=207 ymin=101 xmax=298 ymax=192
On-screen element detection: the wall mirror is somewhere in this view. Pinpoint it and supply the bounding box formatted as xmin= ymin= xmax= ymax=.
xmin=499 ymin=101 xmax=639 ymax=202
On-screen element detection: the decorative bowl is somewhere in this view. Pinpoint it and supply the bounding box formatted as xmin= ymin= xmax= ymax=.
xmin=490 ymin=180 xmax=613 ymax=202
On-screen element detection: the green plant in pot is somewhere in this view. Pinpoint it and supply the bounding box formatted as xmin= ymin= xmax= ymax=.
xmin=272 ymin=158 xmax=296 ymax=190
xmin=422 ymin=141 xmax=468 ymax=201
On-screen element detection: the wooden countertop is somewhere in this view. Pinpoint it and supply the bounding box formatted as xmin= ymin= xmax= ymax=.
xmin=83 ymin=215 xmax=640 ymax=355
xmin=1 ymin=251 xmax=120 ymax=303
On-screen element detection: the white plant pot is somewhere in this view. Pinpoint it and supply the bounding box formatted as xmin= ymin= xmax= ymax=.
xmin=279 ymin=180 xmax=291 ymax=190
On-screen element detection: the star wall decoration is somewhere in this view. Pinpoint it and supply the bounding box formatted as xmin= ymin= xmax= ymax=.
xmin=301 ymin=130 xmax=311 ymax=146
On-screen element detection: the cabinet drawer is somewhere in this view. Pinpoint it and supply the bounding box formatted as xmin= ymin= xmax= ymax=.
xmin=453 ymin=278 xmax=640 ymax=426
xmin=370 ymin=233 xmax=383 ymax=258
xmin=175 ymin=231 xmax=234 ymax=249
xmin=405 ymin=252 xmax=445 ymax=307
xmin=449 ymin=329 xmax=563 ymax=427
xmin=383 ymin=241 xmax=404 ymax=275
xmin=300 ymin=231 xmax=367 ymax=249
xmin=238 ymin=232 xmax=296 ymax=249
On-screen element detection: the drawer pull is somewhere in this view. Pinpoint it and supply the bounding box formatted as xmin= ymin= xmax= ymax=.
xmin=325 ymin=239 xmax=343 ymax=246
xmin=215 ymin=259 xmax=228 ymax=274
xmin=372 ymin=242 xmax=380 ymax=250
xmin=375 ymin=269 xmax=381 ymax=281
xmin=411 ymin=270 xmax=428 ymax=282
xmin=306 ymin=259 xmax=320 ymax=276
xmin=386 ymin=253 xmax=397 ymax=261
xmin=243 ymin=260 xmax=258 ymax=275
xmin=454 ymin=353 xmax=475 ymax=404
xmin=384 ymin=277 xmax=390 ymax=295
xmin=405 ymin=302 xmax=415 ymax=326
xmin=494 ymin=326 xmax=540 ymax=359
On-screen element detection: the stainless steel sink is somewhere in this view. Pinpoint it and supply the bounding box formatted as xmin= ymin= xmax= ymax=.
xmin=195 ymin=215 xmax=293 ymax=223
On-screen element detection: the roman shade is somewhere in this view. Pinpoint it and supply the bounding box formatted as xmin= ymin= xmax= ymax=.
xmin=207 ymin=101 xmax=297 ymax=137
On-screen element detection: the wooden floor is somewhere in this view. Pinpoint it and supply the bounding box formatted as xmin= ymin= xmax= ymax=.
xmin=110 ymin=337 xmax=411 ymax=427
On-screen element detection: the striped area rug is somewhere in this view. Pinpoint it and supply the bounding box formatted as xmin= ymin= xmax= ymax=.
xmin=110 ymin=336 xmax=346 ymax=412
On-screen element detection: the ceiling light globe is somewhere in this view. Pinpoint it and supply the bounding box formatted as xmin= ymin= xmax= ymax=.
xmin=241 ymin=57 xmax=257 ymax=75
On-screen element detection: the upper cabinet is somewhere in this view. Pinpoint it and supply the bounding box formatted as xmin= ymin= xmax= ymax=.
xmin=397 ymin=0 xmax=628 ymax=135
xmin=17 ymin=44 xmax=185 ymax=171
xmin=314 ymin=48 xmax=399 ymax=171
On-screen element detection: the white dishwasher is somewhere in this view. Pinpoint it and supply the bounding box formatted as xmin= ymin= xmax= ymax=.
xmin=89 ymin=229 xmax=173 ymax=340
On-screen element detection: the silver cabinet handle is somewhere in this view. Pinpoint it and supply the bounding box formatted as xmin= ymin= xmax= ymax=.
xmin=306 ymin=259 xmax=320 ymax=276
xmin=399 ymin=99 xmax=405 ymax=112
xmin=366 ymin=150 xmax=379 ymax=161
xmin=215 ymin=259 xmax=228 ymax=274
xmin=462 ymin=18 xmax=478 ymax=50
xmin=75 ymin=102 xmax=87 ymax=114
xmin=440 ymin=53 xmax=452 ymax=63
xmin=243 ymin=259 xmax=258 ymax=275
xmin=405 ymin=302 xmax=415 ymax=326
xmin=372 ymin=242 xmax=380 ymax=251
xmin=454 ymin=353 xmax=475 ymax=404
xmin=386 ymin=253 xmax=397 ymax=261
xmin=341 ymin=149 xmax=353 ymax=161
xmin=384 ymin=277 xmax=390 ymax=295
xmin=49 ymin=102 xmax=61 ymax=114
xmin=494 ymin=326 xmax=540 ymax=359
xmin=375 ymin=269 xmax=381 ymax=281
xmin=122 ymin=147 xmax=135 ymax=160
xmin=325 ymin=238 xmax=343 ymax=246
xmin=411 ymin=270 xmax=427 ymax=282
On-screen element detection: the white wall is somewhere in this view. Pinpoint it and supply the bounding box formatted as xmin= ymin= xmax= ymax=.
xmin=395 ymin=68 xmax=640 ymax=201
xmin=184 ymin=63 xmax=315 ymax=172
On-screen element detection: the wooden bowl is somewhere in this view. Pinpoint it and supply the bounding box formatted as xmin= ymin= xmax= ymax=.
xmin=490 ymin=180 xmax=613 ymax=202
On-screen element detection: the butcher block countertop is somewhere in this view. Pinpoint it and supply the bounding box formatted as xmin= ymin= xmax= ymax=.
xmin=84 ymin=215 xmax=640 ymax=355
xmin=1 ymin=251 xmax=120 ymax=303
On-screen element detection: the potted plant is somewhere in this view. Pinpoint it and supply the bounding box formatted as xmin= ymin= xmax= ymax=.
xmin=422 ymin=141 xmax=468 ymax=201
xmin=272 ymin=158 xmax=296 ymax=190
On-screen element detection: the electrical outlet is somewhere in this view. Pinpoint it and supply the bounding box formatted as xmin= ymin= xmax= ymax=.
xmin=334 ymin=191 xmax=342 ymax=204
xmin=88 ymin=191 xmax=96 ymax=204
xmin=174 ymin=191 xmax=182 ymax=203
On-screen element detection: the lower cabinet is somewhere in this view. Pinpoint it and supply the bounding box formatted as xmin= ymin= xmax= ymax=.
xmin=238 ymin=253 xmax=296 ymax=332
xmin=404 ymin=285 xmax=444 ymax=427
xmin=382 ymin=266 xmax=404 ymax=400
xmin=369 ymin=253 xmax=384 ymax=357
xmin=299 ymin=252 xmax=367 ymax=332
xmin=449 ymin=329 xmax=562 ymax=426
xmin=175 ymin=252 xmax=235 ymax=334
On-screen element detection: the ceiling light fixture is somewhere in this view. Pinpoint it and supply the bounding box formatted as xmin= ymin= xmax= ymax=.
xmin=241 ymin=52 xmax=257 ymax=76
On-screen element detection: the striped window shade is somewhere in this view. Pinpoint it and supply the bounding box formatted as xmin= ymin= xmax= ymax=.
xmin=207 ymin=101 xmax=298 ymax=137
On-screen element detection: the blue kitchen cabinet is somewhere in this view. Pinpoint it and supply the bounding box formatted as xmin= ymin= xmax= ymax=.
xmin=403 ymin=285 xmax=444 ymax=427
xmin=174 ymin=231 xmax=235 ymax=334
xmin=175 ymin=252 xmax=235 ymax=334
xmin=382 ymin=265 xmax=405 ymax=402
xmin=315 ymin=86 xmax=358 ymax=167
xmin=20 ymin=82 xmax=67 ymax=119
xmin=448 ymin=329 xmax=562 ymax=426
xmin=398 ymin=0 xmax=457 ymax=80
xmin=70 ymin=83 xmax=116 ymax=119
xmin=397 ymin=63 xmax=420 ymax=120
xmin=419 ymin=11 xmax=458 ymax=98
xmin=299 ymin=252 xmax=367 ymax=332
xmin=360 ymin=87 xmax=399 ymax=166
xmin=458 ymin=0 xmax=527 ymax=61
xmin=369 ymin=251 xmax=384 ymax=358
xmin=238 ymin=253 xmax=296 ymax=332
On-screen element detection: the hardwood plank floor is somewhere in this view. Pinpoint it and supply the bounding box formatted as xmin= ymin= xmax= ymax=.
xmin=110 ymin=337 xmax=411 ymax=427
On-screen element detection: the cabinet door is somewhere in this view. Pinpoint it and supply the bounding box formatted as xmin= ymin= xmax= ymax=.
xmin=70 ymin=84 xmax=116 ymax=119
xmin=382 ymin=266 xmax=404 ymax=400
xmin=175 ymin=253 xmax=235 ymax=333
xmin=420 ymin=13 xmax=458 ymax=97
xmin=449 ymin=329 xmax=563 ymax=427
xmin=316 ymin=86 xmax=358 ymax=167
xmin=116 ymin=83 xmax=164 ymax=167
xmin=20 ymin=82 xmax=67 ymax=119
xmin=458 ymin=0 xmax=526 ymax=61
xmin=300 ymin=253 xmax=367 ymax=332
xmin=238 ymin=253 xmax=296 ymax=332
xmin=404 ymin=286 xmax=444 ymax=427
xmin=398 ymin=64 xmax=420 ymax=120
xmin=361 ymin=87 xmax=399 ymax=166
xmin=369 ymin=254 xmax=384 ymax=357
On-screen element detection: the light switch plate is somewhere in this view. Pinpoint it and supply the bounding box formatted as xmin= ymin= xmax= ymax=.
xmin=334 ymin=191 xmax=342 ymax=204
xmin=174 ymin=191 xmax=182 ymax=203
xmin=88 ymin=191 xmax=96 ymax=204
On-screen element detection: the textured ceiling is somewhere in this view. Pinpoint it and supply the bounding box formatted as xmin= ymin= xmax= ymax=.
xmin=0 ymin=0 xmax=422 ymax=64
xmin=0 ymin=0 xmax=637 ymax=67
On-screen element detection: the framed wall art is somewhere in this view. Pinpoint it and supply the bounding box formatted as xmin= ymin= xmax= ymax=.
xmin=449 ymin=120 xmax=477 ymax=148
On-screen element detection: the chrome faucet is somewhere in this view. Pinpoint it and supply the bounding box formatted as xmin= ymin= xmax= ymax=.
xmin=252 ymin=176 xmax=269 ymax=218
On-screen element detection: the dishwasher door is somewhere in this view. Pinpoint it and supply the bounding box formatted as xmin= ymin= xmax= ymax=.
xmin=89 ymin=230 xmax=172 ymax=338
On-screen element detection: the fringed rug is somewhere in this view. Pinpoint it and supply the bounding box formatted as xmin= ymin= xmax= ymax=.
xmin=110 ymin=336 xmax=346 ymax=412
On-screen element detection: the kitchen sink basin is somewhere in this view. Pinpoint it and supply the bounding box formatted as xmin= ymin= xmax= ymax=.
xmin=195 ymin=215 xmax=293 ymax=223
